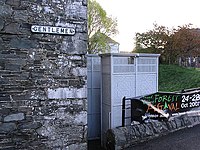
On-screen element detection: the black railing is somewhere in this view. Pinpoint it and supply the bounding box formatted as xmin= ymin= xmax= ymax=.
xmin=122 ymin=96 xmax=148 ymax=127
xmin=122 ymin=97 xmax=132 ymax=127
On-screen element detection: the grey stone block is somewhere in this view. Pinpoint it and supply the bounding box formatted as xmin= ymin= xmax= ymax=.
xmin=0 ymin=18 xmax=4 ymax=30
xmin=0 ymin=123 xmax=16 ymax=133
xmin=19 ymin=122 xmax=42 ymax=130
xmin=0 ymin=5 xmax=12 ymax=17
xmin=6 ymin=0 xmax=21 ymax=7
xmin=9 ymin=38 xmax=38 ymax=49
xmin=4 ymin=113 xmax=25 ymax=122
xmin=4 ymin=22 xmax=20 ymax=34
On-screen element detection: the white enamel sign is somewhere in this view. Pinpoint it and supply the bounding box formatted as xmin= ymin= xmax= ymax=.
xmin=31 ymin=25 xmax=75 ymax=35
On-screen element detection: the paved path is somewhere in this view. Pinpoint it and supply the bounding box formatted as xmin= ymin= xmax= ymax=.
xmin=127 ymin=124 xmax=200 ymax=150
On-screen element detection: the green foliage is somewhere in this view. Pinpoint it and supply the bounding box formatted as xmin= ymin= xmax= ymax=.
xmin=171 ymin=25 xmax=200 ymax=58
xmin=88 ymin=0 xmax=118 ymax=54
xmin=89 ymin=32 xmax=108 ymax=53
xmin=135 ymin=23 xmax=170 ymax=53
xmin=159 ymin=64 xmax=200 ymax=92
xmin=134 ymin=47 xmax=156 ymax=54
xmin=135 ymin=23 xmax=200 ymax=64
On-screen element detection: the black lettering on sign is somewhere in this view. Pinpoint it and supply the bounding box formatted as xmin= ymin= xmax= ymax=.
xmin=31 ymin=25 xmax=75 ymax=35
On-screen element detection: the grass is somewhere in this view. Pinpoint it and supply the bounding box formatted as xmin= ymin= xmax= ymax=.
xmin=158 ymin=64 xmax=200 ymax=92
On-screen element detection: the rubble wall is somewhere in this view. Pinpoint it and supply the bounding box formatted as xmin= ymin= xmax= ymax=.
xmin=106 ymin=114 xmax=200 ymax=150
xmin=0 ymin=0 xmax=87 ymax=149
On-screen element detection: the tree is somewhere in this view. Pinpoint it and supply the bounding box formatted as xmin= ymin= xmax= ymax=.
xmin=135 ymin=23 xmax=171 ymax=53
xmin=172 ymin=24 xmax=200 ymax=57
xmin=171 ymin=24 xmax=200 ymax=66
xmin=88 ymin=0 xmax=118 ymax=53
xmin=135 ymin=23 xmax=173 ymax=63
xmin=134 ymin=23 xmax=200 ymax=64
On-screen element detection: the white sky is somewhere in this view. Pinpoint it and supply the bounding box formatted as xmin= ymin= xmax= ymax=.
xmin=96 ymin=0 xmax=200 ymax=52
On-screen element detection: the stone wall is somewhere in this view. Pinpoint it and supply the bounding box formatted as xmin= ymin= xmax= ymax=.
xmin=105 ymin=113 xmax=200 ymax=150
xmin=0 ymin=0 xmax=87 ymax=149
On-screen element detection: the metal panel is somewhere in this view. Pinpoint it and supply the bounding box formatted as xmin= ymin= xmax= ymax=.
xmin=112 ymin=75 xmax=136 ymax=105
xmin=111 ymin=104 xmax=132 ymax=128
xmin=101 ymin=56 xmax=111 ymax=74
xmin=111 ymin=105 xmax=122 ymax=128
xmin=92 ymin=72 xmax=101 ymax=88
xmin=88 ymin=114 xmax=101 ymax=139
xmin=113 ymin=56 xmax=135 ymax=74
xmin=102 ymin=74 xmax=111 ymax=106
xmin=136 ymin=57 xmax=158 ymax=73
xmin=101 ymin=103 xmax=111 ymax=145
xmin=88 ymin=53 xmax=159 ymax=145
xmin=135 ymin=56 xmax=158 ymax=96
xmin=87 ymin=55 xmax=101 ymax=140
xmin=100 ymin=53 xmax=160 ymax=146
xmin=136 ymin=74 xmax=157 ymax=96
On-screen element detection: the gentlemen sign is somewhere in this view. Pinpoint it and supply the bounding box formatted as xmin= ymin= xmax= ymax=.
xmin=31 ymin=25 xmax=75 ymax=35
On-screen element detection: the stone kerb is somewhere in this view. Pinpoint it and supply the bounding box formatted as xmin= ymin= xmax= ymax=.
xmin=105 ymin=113 xmax=200 ymax=150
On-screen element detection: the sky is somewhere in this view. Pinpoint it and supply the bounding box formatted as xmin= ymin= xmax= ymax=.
xmin=96 ymin=0 xmax=200 ymax=52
